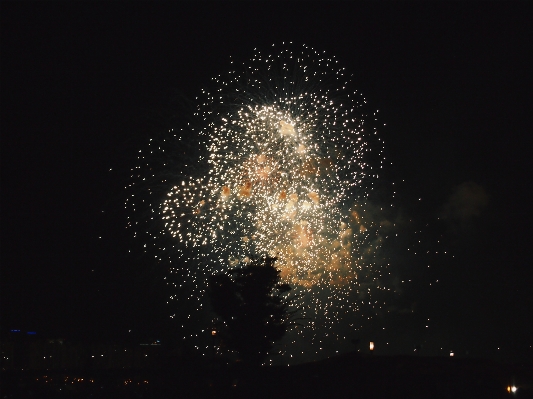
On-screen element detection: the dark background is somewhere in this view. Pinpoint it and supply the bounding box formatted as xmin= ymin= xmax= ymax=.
xmin=1 ymin=2 xmax=531 ymax=362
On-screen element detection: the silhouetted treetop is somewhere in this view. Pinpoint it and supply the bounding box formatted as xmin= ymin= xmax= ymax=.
xmin=208 ymin=256 xmax=296 ymax=365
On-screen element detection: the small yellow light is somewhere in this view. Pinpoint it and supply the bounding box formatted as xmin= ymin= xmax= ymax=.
xmin=369 ymin=341 xmax=374 ymax=351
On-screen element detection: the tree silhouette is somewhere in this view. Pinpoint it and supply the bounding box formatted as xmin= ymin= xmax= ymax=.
xmin=208 ymin=256 xmax=297 ymax=365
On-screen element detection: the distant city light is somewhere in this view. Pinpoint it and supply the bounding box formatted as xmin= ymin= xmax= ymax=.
xmin=449 ymin=351 xmax=454 ymax=357
xmin=369 ymin=341 xmax=374 ymax=351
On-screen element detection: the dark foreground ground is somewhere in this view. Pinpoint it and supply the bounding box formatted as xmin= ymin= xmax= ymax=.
xmin=2 ymin=353 xmax=532 ymax=398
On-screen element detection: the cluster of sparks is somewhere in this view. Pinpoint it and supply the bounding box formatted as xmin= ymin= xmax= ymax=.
xmin=128 ymin=44 xmax=393 ymax=362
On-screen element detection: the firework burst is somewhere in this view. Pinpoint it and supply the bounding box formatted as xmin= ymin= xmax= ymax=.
xmin=128 ymin=44 xmax=392 ymax=362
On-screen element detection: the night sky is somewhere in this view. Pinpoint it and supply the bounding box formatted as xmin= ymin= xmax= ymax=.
xmin=1 ymin=2 xmax=532 ymax=363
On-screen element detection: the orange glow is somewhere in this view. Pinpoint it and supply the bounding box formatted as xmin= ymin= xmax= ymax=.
xmin=221 ymin=185 xmax=231 ymax=198
xmin=239 ymin=181 xmax=252 ymax=197
xmin=308 ymin=191 xmax=319 ymax=204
